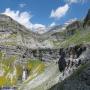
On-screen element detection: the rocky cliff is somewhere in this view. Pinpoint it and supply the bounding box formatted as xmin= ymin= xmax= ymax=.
xmin=84 ymin=9 xmax=90 ymax=27
xmin=49 ymin=44 xmax=90 ymax=90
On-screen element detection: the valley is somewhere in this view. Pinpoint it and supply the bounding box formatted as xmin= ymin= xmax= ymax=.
xmin=0 ymin=8 xmax=90 ymax=90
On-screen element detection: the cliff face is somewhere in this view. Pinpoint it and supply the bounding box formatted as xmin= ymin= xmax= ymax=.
xmin=49 ymin=44 xmax=90 ymax=90
xmin=65 ymin=21 xmax=82 ymax=37
xmin=50 ymin=63 xmax=90 ymax=90
xmin=0 ymin=45 xmax=60 ymax=63
xmin=84 ymin=9 xmax=90 ymax=27
xmin=58 ymin=44 xmax=86 ymax=71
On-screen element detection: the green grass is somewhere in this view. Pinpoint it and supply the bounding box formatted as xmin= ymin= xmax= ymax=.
xmin=7 ymin=33 xmax=17 ymax=39
xmin=0 ymin=52 xmax=18 ymax=86
xmin=0 ymin=52 xmax=20 ymax=86
xmin=60 ymin=29 xmax=90 ymax=48
xmin=0 ymin=52 xmax=45 ymax=87
xmin=0 ymin=42 xmax=16 ymax=46
xmin=52 ymin=28 xmax=90 ymax=48
xmin=18 ymin=60 xmax=45 ymax=90
xmin=24 ymin=60 xmax=45 ymax=83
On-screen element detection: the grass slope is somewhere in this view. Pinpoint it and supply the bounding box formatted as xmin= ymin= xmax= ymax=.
xmin=55 ymin=27 xmax=90 ymax=48
xmin=0 ymin=51 xmax=45 ymax=87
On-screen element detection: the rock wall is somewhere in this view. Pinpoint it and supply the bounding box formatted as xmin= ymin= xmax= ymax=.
xmin=58 ymin=44 xmax=87 ymax=72
xmin=49 ymin=44 xmax=90 ymax=90
xmin=0 ymin=45 xmax=60 ymax=63
xmin=49 ymin=63 xmax=90 ymax=90
xmin=84 ymin=9 xmax=90 ymax=27
xmin=0 ymin=44 xmax=89 ymax=64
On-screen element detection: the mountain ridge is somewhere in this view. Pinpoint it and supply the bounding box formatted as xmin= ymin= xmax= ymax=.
xmin=0 ymin=9 xmax=90 ymax=90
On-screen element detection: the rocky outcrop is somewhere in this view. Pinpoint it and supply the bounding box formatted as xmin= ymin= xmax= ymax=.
xmin=49 ymin=44 xmax=90 ymax=90
xmin=49 ymin=63 xmax=90 ymax=90
xmin=84 ymin=9 xmax=90 ymax=27
xmin=58 ymin=49 xmax=66 ymax=72
xmin=0 ymin=44 xmax=89 ymax=63
xmin=58 ymin=44 xmax=86 ymax=72
xmin=66 ymin=21 xmax=82 ymax=37
xmin=0 ymin=45 xmax=60 ymax=63
xmin=66 ymin=21 xmax=82 ymax=30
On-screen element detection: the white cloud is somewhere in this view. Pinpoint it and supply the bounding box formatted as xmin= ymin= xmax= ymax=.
xmin=19 ymin=3 xmax=26 ymax=8
xmin=67 ymin=0 xmax=87 ymax=4
xmin=32 ymin=24 xmax=46 ymax=34
xmin=50 ymin=0 xmax=87 ymax=19
xmin=3 ymin=8 xmax=33 ymax=28
xmin=33 ymin=24 xmax=45 ymax=29
xmin=49 ymin=22 xmax=56 ymax=27
xmin=67 ymin=0 xmax=78 ymax=4
xmin=50 ymin=4 xmax=69 ymax=19
xmin=2 ymin=8 xmax=46 ymax=34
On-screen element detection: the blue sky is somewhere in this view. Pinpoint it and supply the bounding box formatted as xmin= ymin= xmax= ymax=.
xmin=0 ymin=0 xmax=90 ymax=33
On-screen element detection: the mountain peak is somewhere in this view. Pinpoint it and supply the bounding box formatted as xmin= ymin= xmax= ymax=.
xmin=84 ymin=9 xmax=90 ymax=26
xmin=0 ymin=14 xmax=13 ymax=22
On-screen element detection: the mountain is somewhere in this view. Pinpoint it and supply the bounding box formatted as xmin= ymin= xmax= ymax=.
xmin=84 ymin=9 xmax=90 ymax=27
xmin=0 ymin=13 xmax=87 ymax=49
xmin=0 ymin=9 xmax=90 ymax=90
xmin=49 ymin=9 xmax=90 ymax=90
xmin=0 ymin=14 xmax=54 ymax=49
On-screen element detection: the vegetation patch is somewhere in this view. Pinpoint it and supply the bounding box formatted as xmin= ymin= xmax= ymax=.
xmin=0 ymin=51 xmax=45 ymax=87
xmin=24 ymin=60 xmax=45 ymax=83
xmin=60 ymin=29 xmax=90 ymax=48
